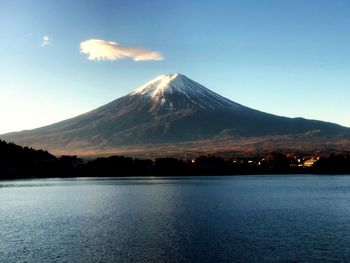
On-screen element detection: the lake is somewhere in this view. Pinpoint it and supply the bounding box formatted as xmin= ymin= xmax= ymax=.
xmin=1 ymin=175 xmax=350 ymax=262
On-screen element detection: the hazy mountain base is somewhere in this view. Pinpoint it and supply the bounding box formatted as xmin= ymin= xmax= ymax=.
xmin=44 ymin=133 xmax=350 ymax=159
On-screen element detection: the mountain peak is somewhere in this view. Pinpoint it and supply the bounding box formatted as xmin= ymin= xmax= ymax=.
xmin=129 ymin=73 xmax=242 ymax=111
xmin=130 ymin=73 xmax=193 ymax=98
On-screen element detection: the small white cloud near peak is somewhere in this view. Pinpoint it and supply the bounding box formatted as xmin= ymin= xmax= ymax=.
xmin=41 ymin=36 xmax=52 ymax=47
xmin=80 ymin=39 xmax=163 ymax=62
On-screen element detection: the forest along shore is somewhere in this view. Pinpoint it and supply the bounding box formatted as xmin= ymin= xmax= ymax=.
xmin=1 ymin=140 xmax=350 ymax=179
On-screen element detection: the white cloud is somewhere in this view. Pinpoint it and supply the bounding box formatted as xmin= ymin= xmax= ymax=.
xmin=80 ymin=39 xmax=163 ymax=62
xmin=41 ymin=36 xmax=52 ymax=46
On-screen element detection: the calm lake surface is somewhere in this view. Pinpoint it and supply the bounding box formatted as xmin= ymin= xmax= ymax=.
xmin=1 ymin=175 xmax=350 ymax=262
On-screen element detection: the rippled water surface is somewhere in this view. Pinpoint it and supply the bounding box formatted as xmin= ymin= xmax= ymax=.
xmin=1 ymin=175 xmax=350 ymax=262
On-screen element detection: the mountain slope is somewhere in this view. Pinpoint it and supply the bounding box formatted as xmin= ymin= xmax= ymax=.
xmin=1 ymin=73 xmax=349 ymax=155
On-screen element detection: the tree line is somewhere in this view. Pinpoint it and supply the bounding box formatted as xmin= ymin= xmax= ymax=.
xmin=1 ymin=140 xmax=350 ymax=179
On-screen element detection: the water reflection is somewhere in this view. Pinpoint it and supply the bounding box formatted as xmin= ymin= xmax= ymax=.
xmin=1 ymin=176 xmax=350 ymax=262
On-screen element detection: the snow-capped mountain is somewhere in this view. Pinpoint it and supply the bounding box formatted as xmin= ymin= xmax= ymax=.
xmin=130 ymin=73 xmax=241 ymax=111
xmin=1 ymin=73 xmax=349 ymax=155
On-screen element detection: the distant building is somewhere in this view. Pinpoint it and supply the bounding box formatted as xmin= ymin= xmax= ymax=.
xmin=303 ymin=157 xmax=320 ymax=167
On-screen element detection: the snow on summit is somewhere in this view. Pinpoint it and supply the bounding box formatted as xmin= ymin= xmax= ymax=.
xmin=131 ymin=73 xmax=190 ymax=98
xmin=129 ymin=73 xmax=241 ymax=110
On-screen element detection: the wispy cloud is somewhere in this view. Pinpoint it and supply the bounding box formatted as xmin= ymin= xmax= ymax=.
xmin=80 ymin=39 xmax=163 ymax=62
xmin=41 ymin=36 xmax=52 ymax=47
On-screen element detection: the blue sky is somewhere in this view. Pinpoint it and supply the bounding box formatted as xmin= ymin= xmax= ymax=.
xmin=1 ymin=0 xmax=349 ymax=134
